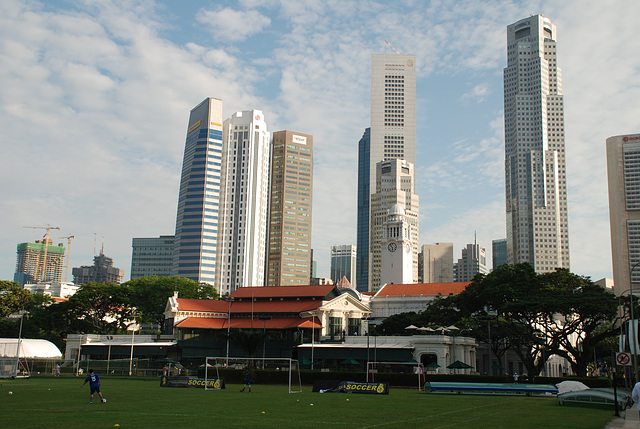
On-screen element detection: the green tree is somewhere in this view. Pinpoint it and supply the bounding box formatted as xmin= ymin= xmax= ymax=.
xmin=535 ymin=269 xmax=619 ymax=377
xmin=125 ymin=276 xmax=219 ymax=330
xmin=0 ymin=281 xmax=34 ymax=316
xmin=67 ymin=282 xmax=135 ymax=334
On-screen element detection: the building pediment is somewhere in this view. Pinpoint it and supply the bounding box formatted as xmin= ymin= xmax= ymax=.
xmin=318 ymin=293 xmax=371 ymax=315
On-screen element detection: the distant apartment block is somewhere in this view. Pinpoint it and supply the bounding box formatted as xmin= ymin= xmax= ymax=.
xmin=266 ymin=130 xmax=313 ymax=286
xmin=14 ymin=239 xmax=65 ymax=287
xmin=421 ymin=243 xmax=453 ymax=283
xmin=131 ymin=236 xmax=174 ymax=279
xmin=72 ymin=252 xmax=124 ymax=284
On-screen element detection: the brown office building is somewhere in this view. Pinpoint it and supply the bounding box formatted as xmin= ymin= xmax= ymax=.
xmin=266 ymin=131 xmax=313 ymax=286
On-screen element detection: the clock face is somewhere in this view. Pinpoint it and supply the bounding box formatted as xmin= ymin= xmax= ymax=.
xmin=387 ymin=242 xmax=397 ymax=253
xmin=405 ymin=243 xmax=411 ymax=253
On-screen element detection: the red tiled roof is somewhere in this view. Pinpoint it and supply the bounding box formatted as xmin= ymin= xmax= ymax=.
xmin=176 ymin=316 xmax=322 ymax=330
xmin=230 ymin=285 xmax=336 ymax=299
xmin=375 ymin=282 xmax=471 ymax=297
xmin=225 ymin=300 xmax=323 ymax=313
xmin=176 ymin=298 xmax=229 ymax=312
xmin=177 ymin=298 xmax=324 ymax=314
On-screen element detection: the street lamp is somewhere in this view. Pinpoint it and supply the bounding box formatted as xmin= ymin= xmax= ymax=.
xmin=13 ymin=310 xmax=25 ymax=378
xmin=128 ymin=314 xmax=139 ymax=376
xmin=75 ymin=333 xmax=84 ymax=377
xmin=106 ymin=336 xmax=114 ymax=374
xmin=225 ymin=297 xmax=234 ymax=366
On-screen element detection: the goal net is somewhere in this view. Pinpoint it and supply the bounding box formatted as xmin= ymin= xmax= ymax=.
xmin=366 ymin=361 xmax=425 ymax=390
xmin=204 ymin=357 xmax=302 ymax=393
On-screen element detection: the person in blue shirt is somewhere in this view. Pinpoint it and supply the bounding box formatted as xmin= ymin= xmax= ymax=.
xmin=81 ymin=369 xmax=106 ymax=403
xmin=240 ymin=369 xmax=251 ymax=392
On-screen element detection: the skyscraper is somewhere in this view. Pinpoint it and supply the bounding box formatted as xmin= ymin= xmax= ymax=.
xmin=503 ymin=15 xmax=570 ymax=273
xmin=492 ymin=238 xmax=508 ymax=270
xmin=453 ymin=242 xmax=488 ymax=282
xmin=172 ymin=98 xmax=224 ymax=285
xmin=370 ymin=54 xmax=416 ymax=187
xmin=216 ymin=110 xmax=271 ymax=294
xmin=356 ymin=128 xmax=370 ymax=292
xmin=131 ymin=236 xmax=174 ymax=279
xmin=421 ymin=243 xmax=453 ymax=283
xmin=370 ymin=159 xmax=419 ymax=292
xmin=266 ymin=130 xmax=313 ymax=286
xmin=606 ymin=133 xmax=640 ymax=296
xmin=330 ymin=245 xmax=357 ymax=286
xmin=357 ymin=54 xmax=417 ymax=292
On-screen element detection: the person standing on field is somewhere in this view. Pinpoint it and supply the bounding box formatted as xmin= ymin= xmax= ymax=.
xmin=81 ymin=369 xmax=106 ymax=404
xmin=240 ymin=368 xmax=251 ymax=392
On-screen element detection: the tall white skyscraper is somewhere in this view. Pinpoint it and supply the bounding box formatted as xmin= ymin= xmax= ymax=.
xmin=503 ymin=15 xmax=570 ymax=272
xmin=216 ymin=110 xmax=271 ymax=294
xmin=370 ymin=54 xmax=416 ymax=192
xmin=359 ymin=54 xmax=417 ymax=291
xmin=370 ymin=159 xmax=419 ymax=291
xmin=172 ymin=98 xmax=224 ymax=285
xmin=606 ymin=133 xmax=640 ymax=296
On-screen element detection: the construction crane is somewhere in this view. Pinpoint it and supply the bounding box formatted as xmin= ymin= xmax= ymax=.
xmin=59 ymin=235 xmax=75 ymax=282
xmin=23 ymin=225 xmax=61 ymax=282
xmin=385 ymin=40 xmax=401 ymax=55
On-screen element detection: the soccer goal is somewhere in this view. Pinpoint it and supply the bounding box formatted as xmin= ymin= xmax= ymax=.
xmin=366 ymin=361 xmax=425 ymax=390
xmin=204 ymin=357 xmax=302 ymax=393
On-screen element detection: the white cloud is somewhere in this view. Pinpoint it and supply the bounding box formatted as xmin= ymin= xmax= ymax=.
xmin=462 ymin=83 xmax=490 ymax=103
xmin=196 ymin=7 xmax=271 ymax=42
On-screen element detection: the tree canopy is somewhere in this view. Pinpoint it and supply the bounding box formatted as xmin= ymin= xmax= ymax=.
xmin=377 ymin=264 xmax=620 ymax=377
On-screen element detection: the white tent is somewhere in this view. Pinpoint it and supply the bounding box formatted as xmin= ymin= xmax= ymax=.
xmin=0 ymin=338 xmax=62 ymax=358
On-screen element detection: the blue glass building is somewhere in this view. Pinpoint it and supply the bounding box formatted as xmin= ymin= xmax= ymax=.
xmin=356 ymin=128 xmax=370 ymax=292
xmin=172 ymin=98 xmax=224 ymax=285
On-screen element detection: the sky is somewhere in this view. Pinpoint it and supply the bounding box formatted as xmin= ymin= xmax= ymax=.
xmin=1 ymin=0 xmax=639 ymax=285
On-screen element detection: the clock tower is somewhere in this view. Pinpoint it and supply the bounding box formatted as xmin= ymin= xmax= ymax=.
xmin=381 ymin=204 xmax=413 ymax=287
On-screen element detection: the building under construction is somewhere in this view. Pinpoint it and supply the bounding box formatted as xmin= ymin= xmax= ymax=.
xmin=14 ymin=239 xmax=65 ymax=286
xmin=72 ymin=251 xmax=124 ymax=285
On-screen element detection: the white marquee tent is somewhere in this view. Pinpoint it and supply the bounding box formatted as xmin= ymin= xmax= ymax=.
xmin=0 ymin=338 xmax=62 ymax=358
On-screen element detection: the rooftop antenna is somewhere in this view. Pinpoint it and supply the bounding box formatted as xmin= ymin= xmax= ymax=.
xmin=385 ymin=40 xmax=401 ymax=55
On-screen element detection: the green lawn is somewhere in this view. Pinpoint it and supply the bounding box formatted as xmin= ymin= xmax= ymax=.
xmin=0 ymin=376 xmax=619 ymax=428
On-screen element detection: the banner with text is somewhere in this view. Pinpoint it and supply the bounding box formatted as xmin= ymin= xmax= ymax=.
xmin=160 ymin=375 xmax=225 ymax=389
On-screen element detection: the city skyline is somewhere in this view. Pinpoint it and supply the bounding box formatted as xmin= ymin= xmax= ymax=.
xmin=2 ymin=1 xmax=639 ymax=284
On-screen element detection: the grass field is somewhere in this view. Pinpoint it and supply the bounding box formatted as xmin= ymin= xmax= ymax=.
xmin=0 ymin=376 xmax=618 ymax=428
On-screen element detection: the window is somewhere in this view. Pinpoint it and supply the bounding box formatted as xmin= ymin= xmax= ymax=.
xmin=330 ymin=317 xmax=342 ymax=338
